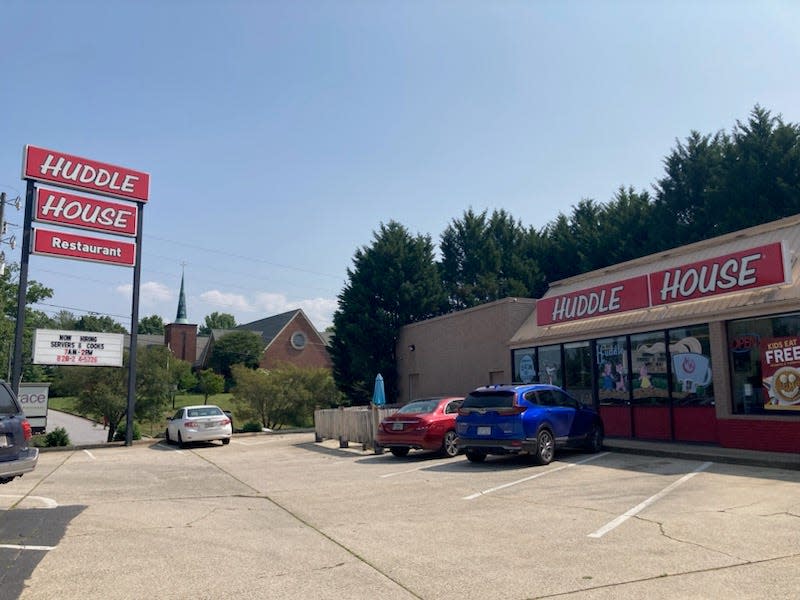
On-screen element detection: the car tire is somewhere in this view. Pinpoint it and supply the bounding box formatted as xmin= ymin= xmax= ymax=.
xmin=465 ymin=449 xmax=486 ymax=463
xmin=390 ymin=447 xmax=410 ymax=457
xmin=177 ymin=432 xmax=186 ymax=449
xmin=585 ymin=422 xmax=604 ymax=453
xmin=534 ymin=428 xmax=555 ymax=465
xmin=222 ymin=438 xmax=231 ymax=445
xmin=165 ymin=429 xmax=172 ymax=444
xmin=441 ymin=430 xmax=459 ymax=458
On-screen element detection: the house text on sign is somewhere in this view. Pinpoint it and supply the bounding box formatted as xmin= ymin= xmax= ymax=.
xmin=34 ymin=188 xmax=138 ymax=236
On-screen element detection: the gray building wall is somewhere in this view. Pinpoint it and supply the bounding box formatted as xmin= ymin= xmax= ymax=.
xmin=396 ymin=298 xmax=536 ymax=402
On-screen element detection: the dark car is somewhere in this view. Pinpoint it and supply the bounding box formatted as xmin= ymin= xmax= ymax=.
xmin=456 ymin=384 xmax=603 ymax=464
xmin=375 ymin=396 xmax=464 ymax=457
xmin=0 ymin=381 xmax=39 ymax=484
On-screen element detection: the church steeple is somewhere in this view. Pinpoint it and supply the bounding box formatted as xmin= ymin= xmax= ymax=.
xmin=175 ymin=268 xmax=188 ymax=324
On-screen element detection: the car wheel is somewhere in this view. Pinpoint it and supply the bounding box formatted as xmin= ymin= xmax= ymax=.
xmin=390 ymin=447 xmax=410 ymax=457
xmin=222 ymin=438 xmax=230 ymax=445
xmin=535 ymin=429 xmax=555 ymax=465
xmin=441 ymin=430 xmax=459 ymax=458
xmin=585 ymin=422 xmax=604 ymax=453
xmin=465 ymin=450 xmax=486 ymax=463
xmin=165 ymin=429 xmax=172 ymax=444
xmin=177 ymin=432 xmax=186 ymax=449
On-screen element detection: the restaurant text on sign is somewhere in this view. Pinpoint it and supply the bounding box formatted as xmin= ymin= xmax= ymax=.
xmin=23 ymin=145 xmax=150 ymax=202
xmin=35 ymin=188 xmax=138 ymax=236
xmin=32 ymin=228 xmax=136 ymax=267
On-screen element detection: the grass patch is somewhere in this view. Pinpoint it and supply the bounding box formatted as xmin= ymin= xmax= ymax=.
xmin=47 ymin=393 xmax=240 ymax=437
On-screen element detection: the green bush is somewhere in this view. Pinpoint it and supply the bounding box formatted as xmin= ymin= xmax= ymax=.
xmin=44 ymin=427 xmax=71 ymax=447
xmin=241 ymin=421 xmax=262 ymax=433
xmin=113 ymin=422 xmax=141 ymax=442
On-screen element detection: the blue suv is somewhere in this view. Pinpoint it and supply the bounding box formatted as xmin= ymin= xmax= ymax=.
xmin=456 ymin=384 xmax=603 ymax=464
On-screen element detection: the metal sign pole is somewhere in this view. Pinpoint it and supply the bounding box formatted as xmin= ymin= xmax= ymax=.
xmin=10 ymin=180 xmax=35 ymax=395
xmin=125 ymin=205 xmax=144 ymax=446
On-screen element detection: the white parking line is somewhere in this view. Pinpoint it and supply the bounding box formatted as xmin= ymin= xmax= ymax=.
xmin=0 ymin=543 xmax=55 ymax=551
xmin=588 ymin=461 xmax=713 ymax=539
xmin=83 ymin=449 xmax=96 ymax=460
xmin=463 ymin=452 xmax=609 ymax=500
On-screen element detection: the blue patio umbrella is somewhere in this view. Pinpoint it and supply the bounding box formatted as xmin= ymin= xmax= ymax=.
xmin=372 ymin=373 xmax=386 ymax=406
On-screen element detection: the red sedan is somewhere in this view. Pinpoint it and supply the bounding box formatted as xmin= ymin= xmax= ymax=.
xmin=376 ymin=396 xmax=464 ymax=458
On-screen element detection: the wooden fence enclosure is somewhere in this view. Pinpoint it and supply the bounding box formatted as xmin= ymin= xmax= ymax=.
xmin=314 ymin=406 xmax=398 ymax=451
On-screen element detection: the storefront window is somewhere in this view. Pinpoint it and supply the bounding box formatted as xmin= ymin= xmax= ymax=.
xmin=630 ymin=331 xmax=670 ymax=405
xmin=728 ymin=312 xmax=800 ymax=414
xmin=512 ymin=348 xmax=537 ymax=383
xmin=596 ymin=336 xmax=629 ymax=405
xmin=669 ymin=325 xmax=714 ymax=407
xmin=538 ymin=345 xmax=563 ymax=388
xmin=564 ymin=341 xmax=593 ymax=405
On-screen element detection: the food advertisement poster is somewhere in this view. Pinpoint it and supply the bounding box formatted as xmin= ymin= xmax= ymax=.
xmin=760 ymin=336 xmax=800 ymax=411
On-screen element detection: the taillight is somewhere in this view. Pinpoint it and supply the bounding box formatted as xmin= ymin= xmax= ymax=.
xmin=184 ymin=420 xmax=198 ymax=428
xmin=221 ymin=418 xmax=231 ymax=426
xmin=22 ymin=419 xmax=32 ymax=441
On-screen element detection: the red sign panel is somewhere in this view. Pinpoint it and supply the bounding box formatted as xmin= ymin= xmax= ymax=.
xmin=649 ymin=242 xmax=787 ymax=306
xmin=537 ymin=242 xmax=788 ymax=326
xmin=537 ymin=275 xmax=650 ymax=326
xmin=23 ymin=145 xmax=149 ymax=202
xmin=32 ymin=228 xmax=136 ymax=267
xmin=34 ymin=188 xmax=138 ymax=237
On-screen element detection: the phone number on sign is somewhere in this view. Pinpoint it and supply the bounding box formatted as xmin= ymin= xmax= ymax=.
xmin=56 ymin=355 xmax=99 ymax=364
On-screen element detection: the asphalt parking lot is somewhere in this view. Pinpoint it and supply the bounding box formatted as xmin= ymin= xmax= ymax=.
xmin=1 ymin=433 xmax=799 ymax=600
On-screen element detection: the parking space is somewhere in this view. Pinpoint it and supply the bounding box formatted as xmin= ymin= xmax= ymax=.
xmin=2 ymin=434 xmax=798 ymax=599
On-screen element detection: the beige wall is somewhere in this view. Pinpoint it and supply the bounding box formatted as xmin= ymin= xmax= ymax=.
xmin=396 ymin=298 xmax=536 ymax=402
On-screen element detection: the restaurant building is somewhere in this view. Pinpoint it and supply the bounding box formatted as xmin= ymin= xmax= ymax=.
xmin=509 ymin=215 xmax=800 ymax=453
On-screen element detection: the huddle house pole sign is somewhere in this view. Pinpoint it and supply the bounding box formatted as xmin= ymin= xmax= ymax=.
xmin=13 ymin=145 xmax=150 ymax=446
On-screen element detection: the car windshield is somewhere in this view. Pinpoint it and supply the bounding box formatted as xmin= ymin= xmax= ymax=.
xmin=462 ymin=391 xmax=516 ymax=409
xmin=397 ymin=399 xmax=439 ymax=414
xmin=187 ymin=407 xmax=224 ymax=418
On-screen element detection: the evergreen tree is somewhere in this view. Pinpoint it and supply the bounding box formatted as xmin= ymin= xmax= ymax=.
xmin=331 ymin=221 xmax=445 ymax=405
xmin=440 ymin=209 xmax=542 ymax=308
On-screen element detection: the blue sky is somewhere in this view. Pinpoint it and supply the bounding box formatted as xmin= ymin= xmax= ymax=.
xmin=2 ymin=1 xmax=799 ymax=332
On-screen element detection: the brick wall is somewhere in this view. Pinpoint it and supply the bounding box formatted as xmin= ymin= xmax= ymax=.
xmin=261 ymin=314 xmax=332 ymax=370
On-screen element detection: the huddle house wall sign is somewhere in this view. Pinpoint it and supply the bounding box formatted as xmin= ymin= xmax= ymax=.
xmin=537 ymin=242 xmax=789 ymax=327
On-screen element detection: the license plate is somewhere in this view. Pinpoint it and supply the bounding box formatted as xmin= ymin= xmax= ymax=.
xmin=392 ymin=422 xmax=403 ymax=431
xmin=477 ymin=426 xmax=491 ymax=436
xmin=204 ymin=422 xmax=216 ymax=429
xmin=0 ymin=434 xmax=7 ymax=447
